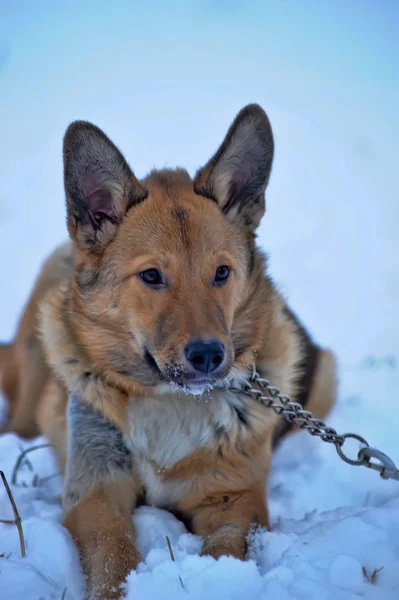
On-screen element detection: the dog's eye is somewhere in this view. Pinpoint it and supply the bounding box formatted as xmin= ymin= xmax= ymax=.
xmin=214 ymin=265 xmax=231 ymax=285
xmin=139 ymin=268 xmax=164 ymax=287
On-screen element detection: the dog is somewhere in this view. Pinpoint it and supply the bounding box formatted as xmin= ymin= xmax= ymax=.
xmin=0 ymin=104 xmax=337 ymax=599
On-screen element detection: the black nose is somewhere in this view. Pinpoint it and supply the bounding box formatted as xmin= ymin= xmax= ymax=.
xmin=184 ymin=340 xmax=225 ymax=374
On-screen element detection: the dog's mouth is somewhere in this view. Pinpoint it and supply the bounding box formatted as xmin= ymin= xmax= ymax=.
xmin=144 ymin=348 xmax=230 ymax=393
xmin=169 ymin=380 xmax=215 ymax=396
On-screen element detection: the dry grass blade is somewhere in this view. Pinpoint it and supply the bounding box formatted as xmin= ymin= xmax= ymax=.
xmin=166 ymin=536 xmax=185 ymax=590
xmin=0 ymin=519 xmax=15 ymax=524
xmin=166 ymin=535 xmax=176 ymax=561
xmin=362 ymin=565 xmax=384 ymax=584
xmin=11 ymin=443 xmax=51 ymax=485
xmin=61 ymin=587 xmax=68 ymax=599
xmin=0 ymin=470 xmax=26 ymax=557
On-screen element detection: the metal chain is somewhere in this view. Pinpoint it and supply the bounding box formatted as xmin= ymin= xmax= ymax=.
xmin=230 ymin=366 xmax=399 ymax=482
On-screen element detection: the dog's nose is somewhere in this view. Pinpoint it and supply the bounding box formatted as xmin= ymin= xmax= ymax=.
xmin=184 ymin=340 xmax=225 ymax=374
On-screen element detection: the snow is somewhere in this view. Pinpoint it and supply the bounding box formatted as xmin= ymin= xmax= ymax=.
xmin=1 ymin=1 xmax=398 ymax=599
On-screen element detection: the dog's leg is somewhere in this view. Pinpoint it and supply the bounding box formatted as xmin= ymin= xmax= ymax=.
xmin=36 ymin=377 xmax=68 ymax=472
xmin=64 ymin=395 xmax=140 ymax=600
xmin=190 ymin=486 xmax=269 ymax=560
xmin=65 ymin=476 xmax=140 ymax=600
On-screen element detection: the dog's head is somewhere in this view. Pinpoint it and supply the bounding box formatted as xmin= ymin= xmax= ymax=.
xmin=64 ymin=104 xmax=274 ymax=395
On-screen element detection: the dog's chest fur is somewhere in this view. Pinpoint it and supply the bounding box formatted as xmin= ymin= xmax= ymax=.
xmin=123 ymin=390 xmax=252 ymax=505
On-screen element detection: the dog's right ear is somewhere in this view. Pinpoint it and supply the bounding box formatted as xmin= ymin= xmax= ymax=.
xmin=63 ymin=121 xmax=147 ymax=253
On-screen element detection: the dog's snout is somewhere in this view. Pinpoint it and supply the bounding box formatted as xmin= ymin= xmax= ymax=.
xmin=184 ymin=340 xmax=225 ymax=374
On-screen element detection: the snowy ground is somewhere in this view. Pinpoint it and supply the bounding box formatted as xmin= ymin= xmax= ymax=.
xmin=1 ymin=1 xmax=398 ymax=599
xmin=1 ymin=365 xmax=399 ymax=600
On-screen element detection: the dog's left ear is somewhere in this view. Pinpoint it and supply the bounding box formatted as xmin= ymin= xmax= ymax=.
xmin=194 ymin=104 xmax=274 ymax=230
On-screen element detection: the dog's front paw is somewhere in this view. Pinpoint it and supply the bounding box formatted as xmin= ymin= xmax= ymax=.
xmin=86 ymin=546 xmax=142 ymax=600
xmin=200 ymin=524 xmax=247 ymax=561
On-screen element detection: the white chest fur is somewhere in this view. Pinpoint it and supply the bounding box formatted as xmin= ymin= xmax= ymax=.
xmin=125 ymin=390 xmax=245 ymax=467
xmin=123 ymin=389 xmax=247 ymax=506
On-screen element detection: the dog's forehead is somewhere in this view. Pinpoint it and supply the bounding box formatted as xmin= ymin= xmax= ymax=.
xmin=119 ymin=176 xmax=237 ymax=256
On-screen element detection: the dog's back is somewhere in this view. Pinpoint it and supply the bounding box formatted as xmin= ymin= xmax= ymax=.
xmin=0 ymin=242 xmax=73 ymax=437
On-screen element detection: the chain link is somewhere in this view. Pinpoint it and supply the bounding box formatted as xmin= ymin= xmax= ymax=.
xmin=230 ymin=366 xmax=399 ymax=482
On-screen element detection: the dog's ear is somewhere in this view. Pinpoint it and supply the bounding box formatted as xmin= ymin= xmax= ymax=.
xmin=63 ymin=121 xmax=147 ymax=253
xmin=194 ymin=104 xmax=274 ymax=230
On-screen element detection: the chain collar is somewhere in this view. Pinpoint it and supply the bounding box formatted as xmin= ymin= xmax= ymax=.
xmin=230 ymin=366 xmax=399 ymax=483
